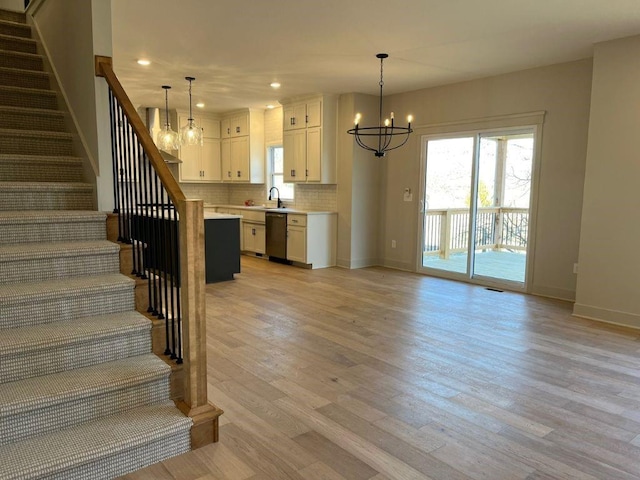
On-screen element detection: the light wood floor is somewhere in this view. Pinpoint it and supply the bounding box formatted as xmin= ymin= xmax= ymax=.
xmin=121 ymin=256 xmax=640 ymax=480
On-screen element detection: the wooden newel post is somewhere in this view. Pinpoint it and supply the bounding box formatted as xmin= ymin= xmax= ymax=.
xmin=176 ymin=199 xmax=223 ymax=445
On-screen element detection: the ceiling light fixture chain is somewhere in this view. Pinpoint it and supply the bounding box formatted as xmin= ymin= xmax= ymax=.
xmin=347 ymin=53 xmax=413 ymax=157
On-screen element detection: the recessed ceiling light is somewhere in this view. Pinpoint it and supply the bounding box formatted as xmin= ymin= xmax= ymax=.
xmin=196 ymin=102 xmax=205 ymax=108
xmin=266 ymin=104 xmax=275 ymax=109
xmin=270 ymin=82 xmax=281 ymax=89
xmin=137 ymin=59 xmax=151 ymax=66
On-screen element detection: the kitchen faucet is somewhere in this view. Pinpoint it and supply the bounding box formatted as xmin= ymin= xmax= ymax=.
xmin=268 ymin=186 xmax=283 ymax=209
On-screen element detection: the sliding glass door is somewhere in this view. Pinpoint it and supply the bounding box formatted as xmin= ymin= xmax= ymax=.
xmin=419 ymin=128 xmax=535 ymax=288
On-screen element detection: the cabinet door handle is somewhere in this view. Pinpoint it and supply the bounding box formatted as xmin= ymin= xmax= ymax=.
xmin=227 ymin=171 xmax=231 ymax=178
xmin=292 ymin=219 xmax=298 ymax=223
xmin=291 ymin=169 xmax=295 ymax=177
xmin=237 ymin=170 xmax=241 ymax=178
xmin=252 ymin=228 xmax=256 ymax=235
xmin=306 ymin=169 xmax=309 ymax=177
xmin=291 ymin=117 xmax=296 ymax=126
xmin=305 ymin=114 xmax=308 ymax=124
xmin=236 ymin=126 xmax=240 ymax=133
xmin=227 ymin=127 xmax=230 ymax=134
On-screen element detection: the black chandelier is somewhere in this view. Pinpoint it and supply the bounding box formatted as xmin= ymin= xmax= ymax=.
xmin=347 ymin=53 xmax=413 ymax=157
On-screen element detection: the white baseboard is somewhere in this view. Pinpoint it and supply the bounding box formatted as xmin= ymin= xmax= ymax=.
xmin=573 ymin=303 xmax=640 ymax=330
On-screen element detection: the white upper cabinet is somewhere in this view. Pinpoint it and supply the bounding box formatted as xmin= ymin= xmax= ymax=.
xmin=281 ymin=95 xmax=336 ymax=184
xmin=220 ymin=109 xmax=264 ymax=183
xmin=177 ymin=113 xmax=221 ymax=183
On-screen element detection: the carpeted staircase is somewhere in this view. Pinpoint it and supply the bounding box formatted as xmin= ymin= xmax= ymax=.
xmin=0 ymin=9 xmax=192 ymax=479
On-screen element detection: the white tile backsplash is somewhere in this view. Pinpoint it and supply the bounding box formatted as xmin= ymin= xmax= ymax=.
xmin=180 ymin=182 xmax=337 ymax=211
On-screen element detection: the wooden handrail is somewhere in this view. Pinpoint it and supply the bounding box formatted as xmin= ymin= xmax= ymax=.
xmin=95 ymin=55 xmax=220 ymax=446
xmin=95 ymin=56 xmax=185 ymax=206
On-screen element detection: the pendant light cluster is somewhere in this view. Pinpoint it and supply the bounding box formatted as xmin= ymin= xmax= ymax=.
xmin=347 ymin=53 xmax=413 ymax=157
xmin=155 ymin=76 xmax=203 ymax=152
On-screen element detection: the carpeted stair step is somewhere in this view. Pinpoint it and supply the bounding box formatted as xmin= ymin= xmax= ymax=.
xmin=0 ymin=128 xmax=72 ymax=155
xmin=0 ymin=32 xmax=36 ymax=54
xmin=0 ymin=66 xmax=50 ymax=89
xmin=0 ymin=182 xmax=94 ymax=210
xmin=0 ymin=353 xmax=171 ymax=446
xmin=0 ymin=239 xmax=120 ymax=284
xmin=0 ymin=154 xmax=84 ymax=182
xmin=0 ymin=273 xmax=135 ymax=329
xmin=0 ymin=311 xmax=152 ymax=384
xmin=0 ymin=49 xmax=42 ymax=71
xmin=0 ymin=10 xmax=26 ymax=24
xmin=0 ymin=85 xmax=57 ymax=109
xmin=0 ymin=19 xmax=30 ymax=39
xmin=0 ymin=105 xmax=66 ymax=131
xmin=0 ymin=402 xmax=191 ymax=480
xmin=0 ymin=210 xmax=106 ymax=244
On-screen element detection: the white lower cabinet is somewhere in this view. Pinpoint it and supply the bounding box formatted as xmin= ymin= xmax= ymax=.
xmin=286 ymin=213 xmax=336 ymax=268
xmin=286 ymin=225 xmax=306 ymax=263
xmin=242 ymin=222 xmax=266 ymax=254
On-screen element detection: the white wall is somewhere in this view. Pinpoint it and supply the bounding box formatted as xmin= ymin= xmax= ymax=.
xmin=382 ymin=59 xmax=593 ymax=299
xmin=29 ymin=0 xmax=113 ymax=210
xmin=337 ymin=93 xmax=384 ymax=268
xmin=574 ymin=35 xmax=640 ymax=327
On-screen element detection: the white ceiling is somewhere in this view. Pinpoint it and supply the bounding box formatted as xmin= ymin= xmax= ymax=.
xmin=111 ymin=0 xmax=640 ymax=114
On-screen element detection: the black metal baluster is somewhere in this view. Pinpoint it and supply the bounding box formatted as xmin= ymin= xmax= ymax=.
xmin=168 ymin=204 xmax=177 ymax=357
xmin=175 ymin=213 xmax=183 ymax=364
xmin=108 ymin=90 xmax=119 ymax=216
xmin=115 ymin=102 xmax=127 ymax=242
xmin=149 ymin=170 xmax=159 ymax=315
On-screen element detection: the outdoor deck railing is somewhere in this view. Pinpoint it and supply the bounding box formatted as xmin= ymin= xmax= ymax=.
xmin=425 ymin=207 xmax=528 ymax=258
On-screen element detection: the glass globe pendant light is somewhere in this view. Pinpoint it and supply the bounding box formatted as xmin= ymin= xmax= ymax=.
xmin=156 ymin=85 xmax=180 ymax=152
xmin=180 ymin=76 xmax=203 ymax=146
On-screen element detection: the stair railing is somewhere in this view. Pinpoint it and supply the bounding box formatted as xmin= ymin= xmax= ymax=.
xmin=95 ymin=56 xmax=218 ymax=442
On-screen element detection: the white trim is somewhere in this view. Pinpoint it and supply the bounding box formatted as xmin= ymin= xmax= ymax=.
xmin=415 ymin=113 xmax=545 ymax=293
xmin=573 ymin=304 xmax=640 ymax=330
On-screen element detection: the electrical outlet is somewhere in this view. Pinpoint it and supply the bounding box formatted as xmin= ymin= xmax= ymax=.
xmin=391 ymin=240 xmax=396 ymax=248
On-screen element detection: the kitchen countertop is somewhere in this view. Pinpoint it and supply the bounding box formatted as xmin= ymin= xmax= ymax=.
xmin=205 ymin=204 xmax=336 ymax=215
xmin=203 ymin=211 xmax=243 ymax=220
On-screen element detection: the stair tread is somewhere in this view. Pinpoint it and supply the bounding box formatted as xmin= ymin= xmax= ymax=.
xmin=0 ymin=153 xmax=82 ymax=162
xmin=0 ymin=353 xmax=169 ymax=415
xmin=0 ymin=104 xmax=64 ymax=116
xmin=0 ymin=209 xmax=105 ymax=224
xmin=0 ymin=181 xmax=93 ymax=190
xmin=0 ymin=127 xmax=72 ymax=138
xmin=0 ymin=48 xmax=41 ymax=60
xmin=0 ymin=32 xmax=34 ymax=44
xmin=0 ymin=402 xmax=191 ymax=480
xmin=0 ymin=64 xmax=48 ymax=77
xmin=0 ymin=272 xmax=134 ymax=302
xmin=0 ymin=239 xmax=119 ymax=261
xmin=1 ymin=311 xmax=150 ymax=355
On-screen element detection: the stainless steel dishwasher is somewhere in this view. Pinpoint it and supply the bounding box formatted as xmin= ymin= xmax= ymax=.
xmin=265 ymin=211 xmax=288 ymax=261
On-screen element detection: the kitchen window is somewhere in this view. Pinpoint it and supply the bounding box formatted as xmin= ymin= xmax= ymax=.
xmin=269 ymin=145 xmax=294 ymax=200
